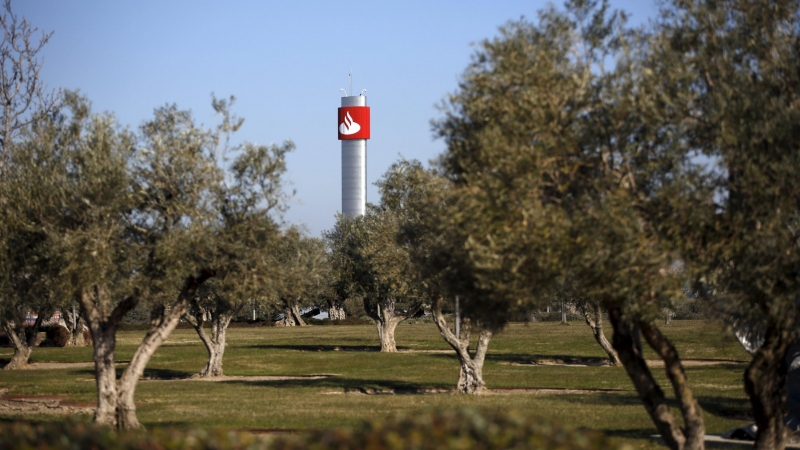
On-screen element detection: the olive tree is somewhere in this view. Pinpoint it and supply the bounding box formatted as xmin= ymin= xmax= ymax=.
xmin=432 ymin=2 xmax=708 ymax=443
xmin=40 ymin=93 xmax=292 ymax=429
xmin=380 ymin=158 xmax=495 ymax=394
xmin=0 ymin=108 xmax=65 ymax=367
xmin=0 ymin=0 xmax=62 ymax=367
xmin=184 ymin=138 xmax=291 ymax=377
xmin=325 ymin=206 xmax=423 ymax=352
xmin=641 ymin=1 xmax=800 ymax=447
xmin=271 ymin=229 xmax=327 ymax=326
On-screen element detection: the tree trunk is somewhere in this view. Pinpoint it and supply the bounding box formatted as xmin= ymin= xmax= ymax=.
xmin=185 ymin=301 xmax=235 ymax=378
xmin=278 ymin=299 xmax=306 ymax=326
xmin=80 ymin=273 xmax=210 ymax=430
xmin=561 ymin=301 xmax=567 ymax=323
xmin=73 ymin=317 xmax=87 ymax=346
xmin=607 ymin=306 xmax=703 ymax=450
xmin=581 ymin=302 xmax=621 ymax=366
xmin=328 ymin=303 xmax=346 ymax=320
xmin=90 ymin=326 xmax=119 ymax=427
xmin=373 ymin=297 xmax=407 ymax=352
xmin=279 ymin=307 xmax=296 ymax=326
xmin=376 ymin=316 xmax=401 ymax=352
xmin=116 ymin=298 xmax=192 ymax=429
xmin=64 ymin=307 xmax=88 ymax=346
xmin=744 ymin=323 xmax=794 ymax=450
xmin=290 ymin=303 xmax=307 ymax=326
xmin=640 ymin=321 xmax=705 ymax=450
xmin=431 ymin=296 xmax=491 ymax=394
xmin=1 ymin=308 xmax=45 ymax=369
xmin=364 ymin=297 xmax=418 ymax=353
xmin=455 ymin=330 xmax=491 ymax=394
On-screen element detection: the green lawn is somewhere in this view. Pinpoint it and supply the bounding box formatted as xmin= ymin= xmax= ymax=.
xmin=0 ymin=320 xmax=753 ymax=448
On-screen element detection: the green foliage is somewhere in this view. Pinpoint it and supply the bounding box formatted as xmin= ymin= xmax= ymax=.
xmin=651 ymin=0 xmax=800 ymax=342
xmin=0 ymin=409 xmax=621 ymax=450
xmin=325 ymin=206 xmax=423 ymax=322
xmin=274 ymin=408 xmax=619 ymax=450
xmin=44 ymin=325 xmax=70 ymax=347
xmin=430 ymin=0 xmax=678 ymax=330
xmin=269 ymin=229 xmax=329 ymax=317
xmin=0 ymin=419 xmax=265 ymax=450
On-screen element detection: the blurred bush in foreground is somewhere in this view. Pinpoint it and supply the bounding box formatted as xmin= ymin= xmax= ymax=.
xmin=0 ymin=409 xmax=624 ymax=450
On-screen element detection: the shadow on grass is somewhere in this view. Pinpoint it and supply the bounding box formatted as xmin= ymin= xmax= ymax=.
xmin=485 ymin=353 xmax=613 ymax=365
xmin=142 ymin=367 xmax=195 ymax=380
xmin=562 ymin=391 xmax=753 ymax=423
xmin=418 ymin=352 xmax=614 ymax=367
xmin=67 ymin=366 xmax=193 ymax=380
xmin=602 ymin=428 xmax=659 ymax=440
xmin=245 ymin=344 xmax=414 ymax=352
xmin=559 ymin=392 xmax=648 ymax=407
xmin=221 ymin=375 xmax=451 ymax=393
xmin=698 ymin=395 xmax=752 ymax=422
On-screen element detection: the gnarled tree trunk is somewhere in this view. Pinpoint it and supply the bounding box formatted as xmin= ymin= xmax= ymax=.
xmin=64 ymin=306 xmax=88 ymax=346
xmin=277 ymin=299 xmax=306 ymax=326
xmin=639 ymin=320 xmax=705 ymax=450
xmin=185 ymin=299 xmax=240 ymax=377
xmin=431 ymin=296 xmax=491 ymax=394
xmin=80 ymin=274 xmax=209 ymax=430
xmin=116 ymin=301 xmax=190 ymax=429
xmin=744 ymin=322 xmax=795 ymax=450
xmin=366 ymin=297 xmax=417 ymax=353
xmin=580 ymin=301 xmax=620 ymax=366
xmin=289 ymin=303 xmax=306 ymax=326
xmin=607 ymin=306 xmax=705 ymax=450
xmin=90 ymin=324 xmax=119 ymax=426
xmin=376 ymin=314 xmax=402 ymax=353
xmin=1 ymin=306 xmax=47 ymax=369
xmin=328 ymin=300 xmax=346 ymax=321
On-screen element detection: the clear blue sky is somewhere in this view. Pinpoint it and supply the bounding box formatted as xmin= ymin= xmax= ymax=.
xmin=18 ymin=1 xmax=658 ymax=237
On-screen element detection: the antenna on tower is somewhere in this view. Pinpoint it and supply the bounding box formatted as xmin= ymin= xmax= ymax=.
xmin=349 ymin=70 xmax=352 ymax=97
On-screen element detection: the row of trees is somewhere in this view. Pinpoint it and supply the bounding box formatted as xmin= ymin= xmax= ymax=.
xmin=0 ymin=89 xmax=299 ymax=428
xmin=322 ymin=1 xmax=800 ymax=449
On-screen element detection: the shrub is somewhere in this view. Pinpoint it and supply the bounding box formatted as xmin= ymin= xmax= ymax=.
xmin=271 ymin=408 xmax=618 ymax=450
xmin=44 ymin=325 xmax=71 ymax=347
xmin=0 ymin=420 xmax=263 ymax=450
xmin=0 ymin=409 xmax=622 ymax=450
xmin=670 ymin=299 xmax=716 ymax=320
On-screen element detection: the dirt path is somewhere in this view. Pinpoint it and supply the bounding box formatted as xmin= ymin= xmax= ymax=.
xmin=0 ymin=390 xmax=94 ymax=416
xmin=15 ymin=361 xmax=96 ymax=370
xmin=508 ymin=358 xmax=747 ymax=367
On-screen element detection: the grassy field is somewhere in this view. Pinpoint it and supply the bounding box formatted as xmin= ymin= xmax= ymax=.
xmin=0 ymin=320 xmax=753 ymax=448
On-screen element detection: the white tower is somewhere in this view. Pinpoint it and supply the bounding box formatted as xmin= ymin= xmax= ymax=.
xmin=338 ymin=90 xmax=370 ymax=217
